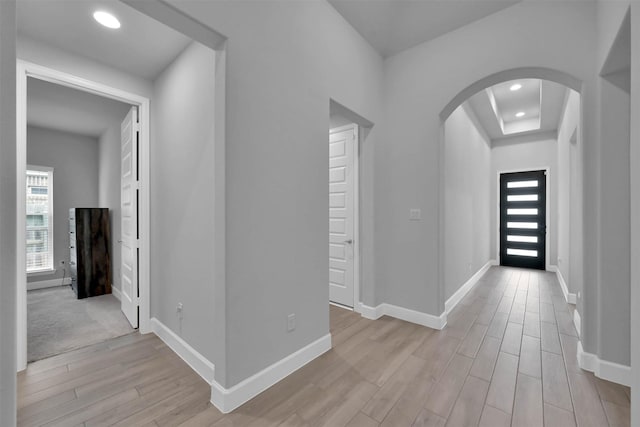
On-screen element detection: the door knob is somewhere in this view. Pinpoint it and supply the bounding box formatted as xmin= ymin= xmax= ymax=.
xmin=344 ymin=239 xmax=353 ymax=244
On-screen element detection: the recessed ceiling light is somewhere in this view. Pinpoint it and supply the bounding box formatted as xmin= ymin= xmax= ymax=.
xmin=515 ymin=111 xmax=526 ymax=118
xmin=510 ymin=83 xmax=522 ymax=91
xmin=93 ymin=11 xmax=121 ymax=29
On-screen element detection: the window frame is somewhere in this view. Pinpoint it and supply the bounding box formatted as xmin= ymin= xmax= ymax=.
xmin=26 ymin=164 xmax=54 ymax=274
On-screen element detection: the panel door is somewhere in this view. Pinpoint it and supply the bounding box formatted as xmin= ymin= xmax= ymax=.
xmin=329 ymin=125 xmax=356 ymax=307
xmin=500 ymin=170 xmax=546 ymax=270
xmin=121 ymin=107 xmax=139 ymax=328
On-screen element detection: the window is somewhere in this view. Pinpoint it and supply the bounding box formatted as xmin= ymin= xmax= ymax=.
xmin=26 ymin=166 xmax=53 ymax=273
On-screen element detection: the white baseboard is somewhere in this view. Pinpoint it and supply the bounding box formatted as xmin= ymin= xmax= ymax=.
xmin=577 ymin=340 xmax=631 ymax=387
xmin=27 ymin=277 xmax=71 ymax=291
xmin=150 ymin=318 xmax=216 ymax=385
xmin=111 ymin=286 xmax=122 ymax=301
xmin=573 ymin=309 xmax=581 ymax=338
xmin=546 ymin=265 xmax=558 ymax=273
xmin=490 ymin=259 xmax=499 ymax=266
xmin=555 ymin=268 xmax=576 ymax=304
xmin=210 ymin=333 xmax=331 ymax=413
xmin=445 ymin=260 xmax=494 ymax=315
xmin=359 ymin=302 xmax=384 ymax=320
xmin=360 ymin=303 xmax=447 ymax=330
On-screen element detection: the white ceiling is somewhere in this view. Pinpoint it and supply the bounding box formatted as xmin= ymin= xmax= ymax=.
xmin=27 ymin=77 xmax=131 ymax=138
xmin=465 ymin=79 xmax=568 ymax=142
xmin=17 ymin=0 xmax=192 ymax=80
xmin=328 ymin=0 xmax=520 ymax=58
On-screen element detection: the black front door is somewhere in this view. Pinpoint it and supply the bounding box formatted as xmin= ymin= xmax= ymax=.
xmin=500 ymin=170 xmax=546 ymax=270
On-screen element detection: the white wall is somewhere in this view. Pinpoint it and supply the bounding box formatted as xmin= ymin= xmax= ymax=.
xmin=626 ymin=3 xmax=640 ymax=424
xmin=592 ymin=1 xmax=632 ymax=370
xmin=598 ymin=77 xmax=630 ymax=366
xmin=98 ymin=118 xmax=129 ymax=291
xmin=151 ymin=41 xmax=217 ymax=362
xmin=0 ymin=1 xmax=17 ymax=424
xmin=26 ymin=126 xmax=100 ymax=283
xmin=490 ymin=137 xmax=558 ymax=268
xmin=444 ymin=105 xmax=491 ymax=299
xmin=165 ymin=0 xmax=383 ymax=388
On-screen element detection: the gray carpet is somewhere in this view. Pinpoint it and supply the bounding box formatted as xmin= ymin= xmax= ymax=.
xmin=28 ymin=286 xmax=135 ymax=362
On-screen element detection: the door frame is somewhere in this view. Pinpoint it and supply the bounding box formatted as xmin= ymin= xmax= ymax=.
xmin=329 ymin=123 xmax=361 ymax=311
xmin=16 ymin=60 xmax=151 ymax=371
xmin=496 ymin=166 xmax=551 ymax=271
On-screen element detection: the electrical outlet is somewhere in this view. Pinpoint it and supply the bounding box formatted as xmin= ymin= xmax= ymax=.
xmin=177 ymin=303 xmax=183 ymax=319
xmin=287 ymin=313 xmax=296 ymax=332
xmin=409 ymin=209 xmax=421 ymax=221
xmin=577 ymin=291 xmax=581 ymax=300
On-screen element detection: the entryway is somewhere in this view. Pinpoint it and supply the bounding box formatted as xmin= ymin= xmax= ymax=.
xmin=16 ymin=63 xmax=150 ymax=369
xmin=499 ymin=170 xmax=547 ymax=270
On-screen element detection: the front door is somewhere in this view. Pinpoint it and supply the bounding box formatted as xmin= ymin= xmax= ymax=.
xmin=329 ymin=125 xmax=356 ymax=307
xmin=120 ymin=107 xmax=139 ymax=328
xmin=500 ymin=170 xmax=546 ymax=270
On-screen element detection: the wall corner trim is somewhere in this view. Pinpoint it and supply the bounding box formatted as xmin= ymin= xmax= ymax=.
xmin=150 ymin=318 xmax=216 ymax=385
xmin=577 ymin=340 xmax=631 ymax=387
xmin=554 ymin=268 xmax=576 ymax=304
xmin=359 ymin=303 xmax=447 ymax=330
xmin=111 ymin=286 xmax=122 ymax=302
xmin=210 ymin=333 xmax=331 ymax=414
xmin=445 ymin=260 xmax=494 ymax=315
xmin=26 ymin=277 xmax=71 ymax=291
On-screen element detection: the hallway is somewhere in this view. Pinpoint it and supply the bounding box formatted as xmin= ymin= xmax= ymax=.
xmin=16 ymin=267 xmax=628 ymax=426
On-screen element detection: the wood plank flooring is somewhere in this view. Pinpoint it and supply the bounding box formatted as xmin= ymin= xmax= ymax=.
xmin=17 ymin=266 xmax=630 ymax=426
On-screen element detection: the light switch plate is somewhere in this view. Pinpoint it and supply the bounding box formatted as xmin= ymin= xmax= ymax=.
xmin=409 ymin=209 xmax=421 ymax=220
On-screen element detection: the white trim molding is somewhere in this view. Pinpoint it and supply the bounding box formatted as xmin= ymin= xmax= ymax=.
xmin=150 ymin=318 xmax=216 ymax=385
xmin=210 ymin=334 xmax=331 ymax=413
xmin=359 ymin=303 xmax=447 ymax=330
xmin=577 ymin=340 xmax=631 ymax=387
xmin=445 ymin=260 xmax=494 ymax=315
xmin=554 ymin=268 xmax=576 ymax=304
xmin=26 ymin=277 xmax=71 ymax=291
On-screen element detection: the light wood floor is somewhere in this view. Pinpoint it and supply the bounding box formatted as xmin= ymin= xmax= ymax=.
xmin=17 ymin=266 xmax=630 ymax=426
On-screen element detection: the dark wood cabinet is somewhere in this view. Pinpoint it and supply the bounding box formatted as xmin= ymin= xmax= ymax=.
xmin=69 ymin=208 xmax=112 ymax=299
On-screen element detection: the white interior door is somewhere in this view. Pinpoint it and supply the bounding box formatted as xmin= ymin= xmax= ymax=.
xmin=121 ymin=107 xmax=139 ymax=328
xmin=329 ymin=125 xmax=356 ymax=307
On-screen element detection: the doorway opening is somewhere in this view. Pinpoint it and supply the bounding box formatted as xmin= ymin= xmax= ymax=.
xmin=499 ymin=169 xmax=547 ymax=270
xmin=17 ymin=63 xmax=150 ymax=368
xmin=329 ymin=123 xmax=358 ymax=309
xmin=23 ymin=76 xmax=139 ymax=362
xmin=438 ymin=70 xmax=583 ymax=315
xmin=327 ymin=100 xmax=374 ymax=333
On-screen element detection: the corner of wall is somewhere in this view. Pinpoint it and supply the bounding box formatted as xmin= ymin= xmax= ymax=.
xmin=209 ymin=334 xmax=331 ymax=414
xmin=150 ymin=317 xmax=216 ymax=385
xmin=577 ymin=339 xmax=631 ymax=387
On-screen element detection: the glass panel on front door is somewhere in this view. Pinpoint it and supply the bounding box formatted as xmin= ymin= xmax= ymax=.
xmin=500 ymin=170 xmax=546 ymax=270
